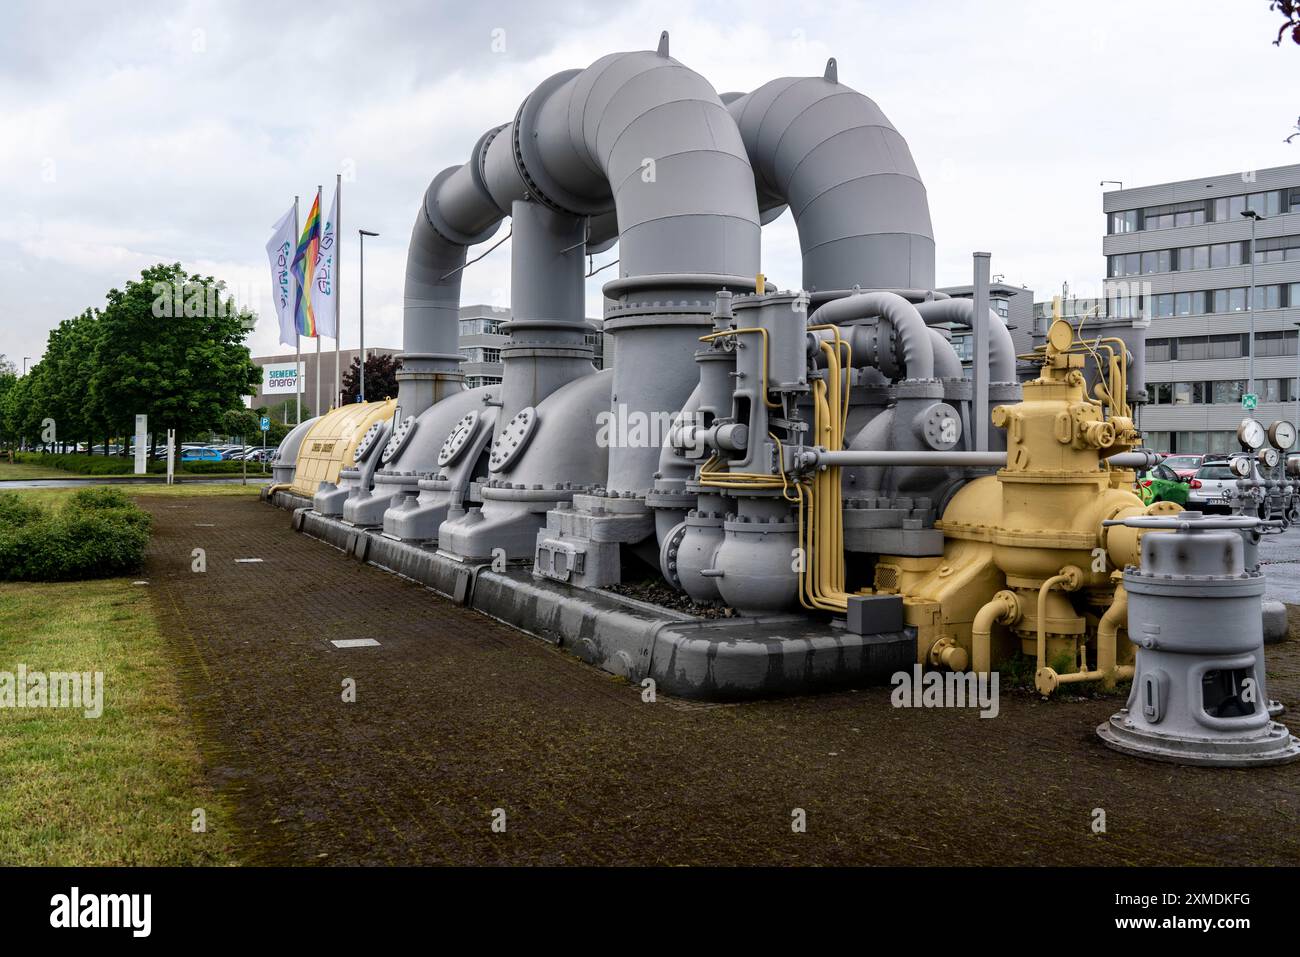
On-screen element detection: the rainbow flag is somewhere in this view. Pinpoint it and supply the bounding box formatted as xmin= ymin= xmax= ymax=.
xmin=290 ymin=193 xmax=321 ymax=337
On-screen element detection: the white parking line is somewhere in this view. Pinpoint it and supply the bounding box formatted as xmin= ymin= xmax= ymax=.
xmin=331 ymin=638 xmax=380 ymax=648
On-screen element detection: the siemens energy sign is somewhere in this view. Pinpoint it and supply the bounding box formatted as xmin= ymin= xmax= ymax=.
xmin=262 ymin=362 xmax=304 ymax=396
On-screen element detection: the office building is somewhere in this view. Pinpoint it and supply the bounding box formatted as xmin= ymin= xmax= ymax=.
xmin=1103 ymin=164 xmax=1300 ymax=453
xmin=458 ymin=303 xmax=608 ymax=388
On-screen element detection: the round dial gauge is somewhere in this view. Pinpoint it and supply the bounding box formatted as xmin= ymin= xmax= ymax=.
xmin=1237 ymin=418 xmax=1267 ymax=451
xmin=1259 ymin=447 xmax=1281 ymax=469
xmin=1267 ymin=420 xmax=1297 ymax=451
xmin=1230 ymin=456 xmax=1253 ymax=478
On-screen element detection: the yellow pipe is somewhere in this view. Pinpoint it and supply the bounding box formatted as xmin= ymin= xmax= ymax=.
xmin=1034 ymin=566 xmax=1082 ymax=695
xmin=1055 ymin=582 xmax=1135 ymax=688
xmin=971 ymin=590 xmax=1019 ymax=674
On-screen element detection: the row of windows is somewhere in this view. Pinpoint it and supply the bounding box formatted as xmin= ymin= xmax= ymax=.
xmin=1108 ymin=235 xmax=1300 ymax=277
xmin=1147 ymin=378 xmax=1297 ymax=406
xmin=459 ymin=347 xmax=502 ymax=364
xmin=1108 ymin=188 xmax=1297 ymax=235
xmin=459 ymin=318 xmax=505 ymax=336
xmin=1144 ymin=431 xmax=1248 ymax=455
xmin=463 ymin=375 xmax=502 ymax=389
xmin=1147 ymin=330 xmax=1298 ymax=362
xmin=1122 ymin=282 xmax=1295 ymax=320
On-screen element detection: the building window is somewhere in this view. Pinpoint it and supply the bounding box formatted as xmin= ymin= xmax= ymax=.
xmin=1147 ymin=338 xmax=1171 ymax=362
xmin=1257 ymin=330 xmax=1298 ymax=357
xmin=1109 ymin=210 xmax=1138 ymax=234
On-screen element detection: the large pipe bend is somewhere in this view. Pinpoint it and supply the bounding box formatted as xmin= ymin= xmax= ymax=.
xmin=912 ymin=298 xmax=1016 ymax=384
xmin=725 ymin=66 xmax=935 ymax=292
xmin=808 ymin=291 xmax=935 ymax=381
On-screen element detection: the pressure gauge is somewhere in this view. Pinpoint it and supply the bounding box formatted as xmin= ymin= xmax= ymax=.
xmin=1237 ymin=418 xmax=1267 ymax=451
xmin=1259 ymin=447 xmax=1281 ymax=470
xmin=1230 ymin=456 xmax=1253 ymax=478
xmin=1268 ymin=420 xmax=1297 ymax=451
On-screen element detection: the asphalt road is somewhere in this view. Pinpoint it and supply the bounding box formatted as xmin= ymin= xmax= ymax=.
xmin=1260 ymin=523 xmax=1300 ymax=603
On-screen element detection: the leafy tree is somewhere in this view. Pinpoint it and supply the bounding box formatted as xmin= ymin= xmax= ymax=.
xmin=341 ymin=352 xmax=402 ymax=403
xmin=88 ymin=263 xmax=261 ymax=451
xmin=220 ymin=408 xmax=261 ymax=440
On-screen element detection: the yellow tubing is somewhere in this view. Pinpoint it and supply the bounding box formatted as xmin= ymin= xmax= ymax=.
xmin=971 ymin=590 xmax=1020 ymax=675
xmin=1034 ymin=566 xmax=1083 ymax=694
xmin=1055 ymin=581 xmax=1134 ymax=689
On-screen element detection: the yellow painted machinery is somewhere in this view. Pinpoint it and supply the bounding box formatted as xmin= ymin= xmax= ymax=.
xmin=873 ymin=319 xmax=1180 ymax=695
xmin=289 ymin=399 xmax=397 ymax=499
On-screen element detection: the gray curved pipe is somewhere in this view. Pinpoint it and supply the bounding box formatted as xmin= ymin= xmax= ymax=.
xmin=927 ymin=327 xmax=963 ymax=379
xmin=726 ymin=61 xmax=935 ymax=293
xmin=529 ymin=47 xmax=760 ymax=279
xmin=912 ymin=298 xmax=1016 ymax=384
xmin=808 ymin=291 xmax=935 ymax=381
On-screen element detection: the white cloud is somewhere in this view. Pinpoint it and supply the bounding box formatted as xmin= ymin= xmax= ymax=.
xmin=2 ymin=0 xmax=1298 ymax=370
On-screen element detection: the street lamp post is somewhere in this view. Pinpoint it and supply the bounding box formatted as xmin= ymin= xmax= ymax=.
xmin=1242 ymin=208 xmax=1266 ymax=401
xmin=358 ymin=229 xmax=379 ymax=403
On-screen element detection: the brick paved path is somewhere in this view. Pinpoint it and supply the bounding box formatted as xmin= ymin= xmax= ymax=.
xmin=141 ymin=494 xmax=1300 ymax=865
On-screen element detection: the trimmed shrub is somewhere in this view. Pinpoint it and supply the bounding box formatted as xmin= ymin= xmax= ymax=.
xmin=0 ymin=492 xmax=46 ymax=530
xmin=0 ymin=490 xmax=152 ymax=581
xmin=15 ymin=451 xmax=262 ymax=476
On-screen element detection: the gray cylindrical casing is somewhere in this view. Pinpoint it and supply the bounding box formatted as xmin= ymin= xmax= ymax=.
xmin=727 ymin=71 xmax=935 ymax=293
xmin=1099 ymin=513 xmax=1300 ymax=766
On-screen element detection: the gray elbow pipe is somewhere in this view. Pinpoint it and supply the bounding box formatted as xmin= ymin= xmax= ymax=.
xmin=529 ymin=50 xmax=760 ymax=279
xmin=808 ymin=291 xmax=935 ymax=381
xmin=726 ymin=62 xmax=935 ymax=294
xmin=927 ymin=327 xmax=963 ymax=379
xmin=913 ymin=298 xmax=1016 ymax=384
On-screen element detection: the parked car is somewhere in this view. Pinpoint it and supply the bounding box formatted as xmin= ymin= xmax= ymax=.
xmin=1187 ymin=457 xmax=1263 ymax=514
xmin=1160 ymin=453 xmax=1205 ymax=480
xmin=181 ymin=447 xmax=223 ymax=462
xmin=1137 ymin=463 xmax=1192 ymax=506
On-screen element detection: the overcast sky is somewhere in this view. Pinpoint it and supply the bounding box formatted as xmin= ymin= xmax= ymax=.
xmin=2 ymin=0 xmax=1298 ymax=367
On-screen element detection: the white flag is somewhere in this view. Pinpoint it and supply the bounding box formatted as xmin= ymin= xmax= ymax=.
xmin=264 ymin=204 xmax=297 ymax=348
xmin=311 ymin=185 xmax=339 ymax=339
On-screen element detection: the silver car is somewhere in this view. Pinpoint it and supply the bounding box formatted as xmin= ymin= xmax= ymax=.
xmin=1187 ymin=458 xmax=1263 ymax=514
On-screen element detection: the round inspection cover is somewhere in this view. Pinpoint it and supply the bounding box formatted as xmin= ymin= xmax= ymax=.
xmin=381 ymin=415 xmax=418 ymax=465
xmin=489 ymin=406 xmax=539 ymax=472
xmin=353 ymin=422 xmax=384 ymax=464
xmin=437 ymin=410 xmax=480 ymax=467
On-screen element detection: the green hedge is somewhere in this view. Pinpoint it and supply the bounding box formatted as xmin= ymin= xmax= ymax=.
xmin=0 ymin=489 xmax=152 ymax=581
xmin=14 ymin=451 xmax=265 ymax=476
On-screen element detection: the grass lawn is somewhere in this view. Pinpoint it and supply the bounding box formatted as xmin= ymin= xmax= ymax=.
xmin=4 ymin=482 xmax=264 ymax=511
xmin=0 ymin=461 xmax=71 ymax=481
xmin=0 ymin=578 xmax=237 ymax=865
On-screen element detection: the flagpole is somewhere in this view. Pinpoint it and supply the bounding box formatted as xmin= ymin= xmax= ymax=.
xmin=334 ymin=172 xmax=342 ymax=410
xmin=294 ymin=194 xmax=301 ymax=426
xmin=313 ymin=185 xmax=322 ymax=418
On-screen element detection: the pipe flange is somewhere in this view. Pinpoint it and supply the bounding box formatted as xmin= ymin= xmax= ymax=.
xmin=381 ymin=415 xmax=418 ymax=465
xmin=512 ymin=69 xmax=613 ymax=217
xmin=353 ymin=422 xmax=385 ymax=464
xmin=424 ymin=166 xmax=502 ymax=247
xmin=489 ymin=406 xmax=539 ymax=472
xmin=438 ymin=410 xmax=481 ymax=467
xmin=659 ymin=521 xmax=688 ymax=590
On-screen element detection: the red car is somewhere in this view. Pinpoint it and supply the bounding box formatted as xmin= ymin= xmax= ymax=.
xmin=1160 ymin=453 xmax=1205 ymax=481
